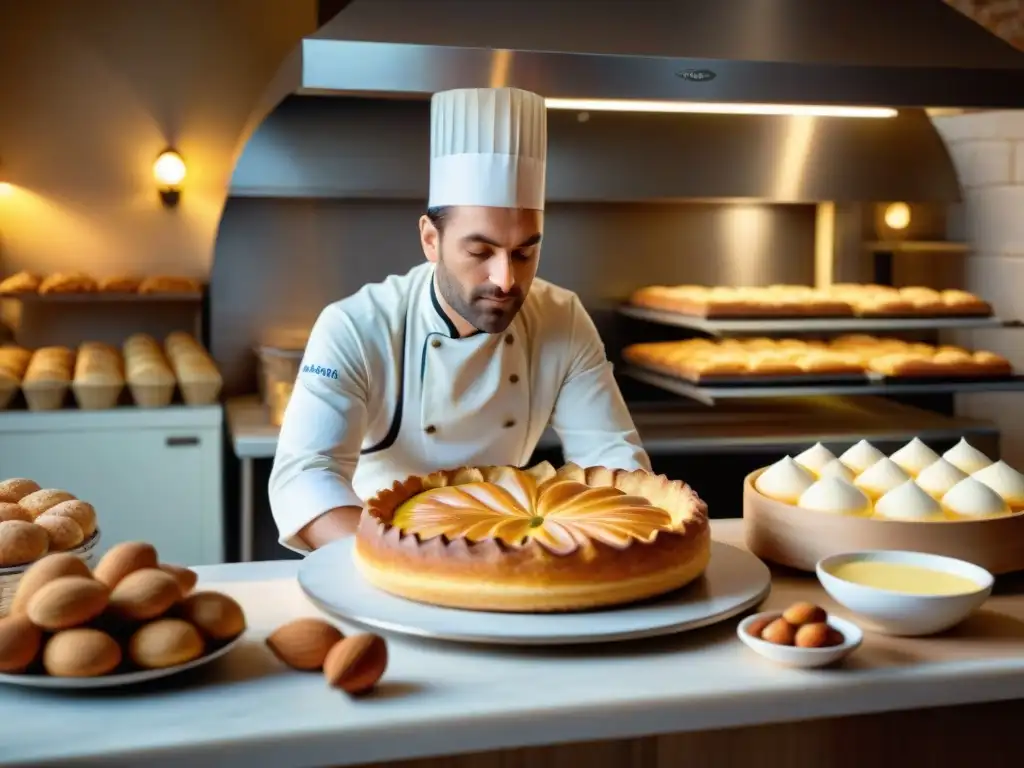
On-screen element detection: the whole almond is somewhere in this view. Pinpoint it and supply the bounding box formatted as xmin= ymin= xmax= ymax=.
xmin=159 ymin=563 xmax=198 ymax=596
xmin=93 ymin=541 xmax=158 ymax=588
xmin=43 ymin=628 xmax=121 ymax=677
xmin=178 ymin=592 xmax=246 ymax=641
xmin=26 ymin=575 xmax=109 ymax=631
xmin=0 ymin=478 xmax=41 ymax=502
xmin=108 ymin=568 xmax=181 ymax=621
xmin=0 ymin=520 xmax=49 ymax=567
xmin=129 ymin=619 xmax=205 ymax=669
xmin=0 ymin=614 xmax=42 ymax=673
xmin=9 ymin=553 xmax=91 ymax=615
xmin=41 ymin=500 xmax=97 ymax=538
xmin=18 ymin=489 xmax=76 ymax=519
xmin=266 ymin=618 xmax=344 ymax=671
xmin=34 ymin=515 xmax=84 ymax=552
xmin=323 ymin=633 xmax=387 ymax=694
xmin=782 ymin=602 xmax=828 ymax=626
xmin=0 ymin=502 xmax=31 ymax=523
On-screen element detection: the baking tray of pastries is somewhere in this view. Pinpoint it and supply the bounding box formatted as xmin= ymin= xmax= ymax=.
xmin=0 ymin=271 xmax=203 ymax=299
xmin=628 ymin=283 xmax=992 ymax=319
xmin=622 ymin=336 xmax=1014 ymax=387
xmin=0 ymin=333 xmax=222 ymax=412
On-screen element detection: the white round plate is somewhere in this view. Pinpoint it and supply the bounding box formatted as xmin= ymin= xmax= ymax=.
xmin=0 ymin=633 xmax=245 ymax=689
xmin=298 ymin=539 xmax=771 ymax=645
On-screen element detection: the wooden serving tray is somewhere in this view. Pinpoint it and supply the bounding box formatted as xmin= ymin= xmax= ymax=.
xmin=743 ymin=469 xmax=1024 ymax=575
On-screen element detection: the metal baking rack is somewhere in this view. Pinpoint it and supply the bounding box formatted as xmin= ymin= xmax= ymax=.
xmin=617 ymin=305 xmax=1016 ymax=336
xmin=622 ymin=365 xmax=1024 ymax=407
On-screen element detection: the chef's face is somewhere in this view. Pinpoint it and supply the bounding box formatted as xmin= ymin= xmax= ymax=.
xmin=420 ymin=206 xmax=543 ymax=334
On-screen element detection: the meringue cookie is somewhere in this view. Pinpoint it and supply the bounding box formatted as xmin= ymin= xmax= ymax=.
xmin=915 ymin=458 xmax=968 ymax=501
xmin=754 ymin=456 xmax=815 ymax=504
xmin=942 ymin=438 xmax=993 ymax=475
xmin=818 ymin=458 xmax=855 ymax=483
xmin=889 ymin=437 xmax=940 ymax=478
xmin=874 ymin=480 xmax=945 ymax=522
xmin=798 ymin=478 xmax=872 ymax=516
xmin=794 ymin=442 xmax=838 ymax=477
xmin=854 ymin=457 xmax=910 ymax=501
xmin=942 ymin=477 xmax=1011 ymax=520
xmin=839 ymin=440 xmax=887 ymax=475
xmin=971 ymin=460 xmax=1024 ymax=510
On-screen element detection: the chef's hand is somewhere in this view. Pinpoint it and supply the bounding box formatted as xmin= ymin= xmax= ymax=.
xmin=298 ymin=505 xmax=364 ymax=550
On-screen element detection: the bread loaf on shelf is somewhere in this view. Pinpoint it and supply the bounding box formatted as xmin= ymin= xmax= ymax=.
xmin=0 ymin=345 xmax=32 ymax=410
xmin=71 ymin=342 xmax=125 ymax=410
xmin=97 ymin=276 xmax=142 ymax=293
xmin=38 ymin=272 xmax=98 ymax=295
xmin=22 ymin=346 xmax=75 ymax=411
xmin=138 ymin=276 xmax=202 ymax=295
xmin=164 ymin=332 xmax=222 ymax=405
xmin=123 ymin=333 xmax=176 ymax=408
xmin=0 ymin=272 xmax=41 ymax=295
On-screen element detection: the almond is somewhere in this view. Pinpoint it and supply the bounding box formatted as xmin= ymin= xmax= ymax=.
xmin=9 ymin=553 xmax=91 ymax=615
xmin=108 ymin=568 xmax=181 ymax=621
xmin=34 ymin=515 xmax=84 ymax=552
xmin=178 ymin=592 xmax=246 ymax=641
xmin=794 ymin=622 xmax=832 ymax=648
xmin=266 ymin=618 xmax=344 ymax=671
xmin=41 ymin=500 xmax=97 ymax=538
xmin=159 ymin=563 xmax=198 ymax=596
xmin=0 ymin=520 xmax=49 ymax=567
xmin=760 ymin=617 xmax=797 ymax=646
xmin=26 ymin=575 xmax=109 ymax=631
xmin=0 ymin=502 xmax=31 ymax=523
xmin=323 ymin=633 xmax=387 ymax=694
xmin=0 ymin=614 xmax=42 ymax=673
xmin=93 ymin=541 xmax=158 ymax=588
xmin=129 ymin=618 xmax=204 ymax=669
xmin=0 ymin=478 xmax=41 ymax=502
xmin=782 ymin=602 xmax=827 ymax=626
xmin=43 ymin=628 xmax=121 ymax=677
xmin=18 ymin=489 xmax=76 ymax=519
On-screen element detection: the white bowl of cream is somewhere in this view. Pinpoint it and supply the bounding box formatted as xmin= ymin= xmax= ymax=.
xmin=816 ymin=550 xmax=993 ymax=636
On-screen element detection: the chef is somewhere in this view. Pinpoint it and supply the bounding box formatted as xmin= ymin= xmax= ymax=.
xmin=269 ymin=86 xmax=650 ymax=553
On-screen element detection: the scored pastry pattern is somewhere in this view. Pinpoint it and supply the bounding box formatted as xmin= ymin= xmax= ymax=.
xmin=370 ymin=463 xmax=701 ymax=556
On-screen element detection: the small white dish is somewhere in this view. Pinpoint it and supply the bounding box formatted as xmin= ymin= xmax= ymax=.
xmin=737 ymin=611 xmax=862 ymax=668
xmin=816 ymin=550 xmax=994 ymax=637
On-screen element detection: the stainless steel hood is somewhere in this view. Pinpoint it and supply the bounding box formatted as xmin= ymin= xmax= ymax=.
xmin=290 ymin=0 xmax=1024 ymax=109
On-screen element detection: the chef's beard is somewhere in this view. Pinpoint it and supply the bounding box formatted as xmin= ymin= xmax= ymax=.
xmin=435 ymin=257 xmax=524 ymax=335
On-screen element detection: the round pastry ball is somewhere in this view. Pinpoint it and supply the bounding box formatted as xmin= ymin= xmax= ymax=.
xmin=0 ymin=502 xmax=31 ymax=524
xmin=0 ymin=520 xmax=49 ymax=567
xmin=33 ymin=515 xmax=85 ymax=552
xmin=18 ymin=489 xmax=76 ymax=519
xmin=40 ymin=500 xmax=97 ymax=539
xmin=0 ymin=478 xmax=41 ymax=502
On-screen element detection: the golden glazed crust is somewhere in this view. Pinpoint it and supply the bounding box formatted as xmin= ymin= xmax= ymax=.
xmin=353 ymin=462 xmax=711 ymax=613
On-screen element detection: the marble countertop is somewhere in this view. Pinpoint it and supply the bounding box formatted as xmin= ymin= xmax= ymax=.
xmin=4 ymin=520 xmax=1024 ymax=768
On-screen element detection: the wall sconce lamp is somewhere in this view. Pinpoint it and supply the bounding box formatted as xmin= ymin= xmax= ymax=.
xmin=153 ymin=149 xmax=186 ymax=207
xmin=883 ymin=202 xmax=911 ymax=231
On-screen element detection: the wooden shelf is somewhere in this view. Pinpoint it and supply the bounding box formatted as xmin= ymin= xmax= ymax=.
xmin=865 ymin=241 xmax=971 ymax=254
xmin=0 ymin=292 xmax=203 ymax=304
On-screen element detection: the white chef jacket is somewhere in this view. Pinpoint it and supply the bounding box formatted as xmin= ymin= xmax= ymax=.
xmin=268 ymin=261 xmax=650 ymax=553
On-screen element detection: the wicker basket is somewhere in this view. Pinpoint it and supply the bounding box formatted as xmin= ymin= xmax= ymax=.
xmin=0 ymin=529 xmax=102 ymax=618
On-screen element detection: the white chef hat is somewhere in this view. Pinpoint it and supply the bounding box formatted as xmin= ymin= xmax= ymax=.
xmin=428 ymin=87 xmax=547 ymax=211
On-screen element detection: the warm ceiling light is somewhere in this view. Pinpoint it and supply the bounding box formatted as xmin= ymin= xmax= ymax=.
xmin=884 ymin=202 xmax=912 ymax=230
xmin=153 ymin=149 xmax=186 ymax=206
xmin=545 ymin=98 xmax=897 ymax=119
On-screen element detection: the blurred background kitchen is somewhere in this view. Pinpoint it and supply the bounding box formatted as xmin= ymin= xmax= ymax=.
xmin=1 ymin=0 xmax=1024 ymax=563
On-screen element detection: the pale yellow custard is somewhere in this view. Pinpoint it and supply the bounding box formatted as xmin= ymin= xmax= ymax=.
xmin=827 ymin=561 xmax=982 ymax=596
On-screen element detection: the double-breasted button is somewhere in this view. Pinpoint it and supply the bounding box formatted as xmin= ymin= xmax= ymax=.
xmin=503 ymin=419 xmax=516 ymax=429
xmin=509 ymin=374 xmax=519 ymax=384
xmin=425 ymin=425 xmax=437 ymax=435
xmin=431 ymin=339 xmax=442 ymax=348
